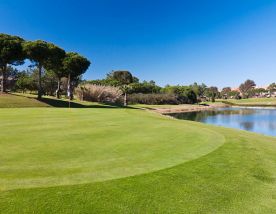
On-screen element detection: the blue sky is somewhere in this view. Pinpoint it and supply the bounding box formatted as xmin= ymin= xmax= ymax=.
xmin=1 ymin=0 xmax=276 ymax=88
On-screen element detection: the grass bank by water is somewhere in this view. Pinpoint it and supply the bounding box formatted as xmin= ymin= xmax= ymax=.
xmin=222 ymin=98 xmax=276 ymax=107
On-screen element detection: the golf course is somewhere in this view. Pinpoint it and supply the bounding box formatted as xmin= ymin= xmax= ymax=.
xmin=0 ymin=94 xmax=276 ymax=213
xmin=1 ymin=1 xmax=276 ymax=213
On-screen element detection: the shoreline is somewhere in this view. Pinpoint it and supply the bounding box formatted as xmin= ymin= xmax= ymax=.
xmin=149 ymin=103 xmax=229 ymax=114
xmin=221 ymin=100 xmax=276 ymax=108
xmin=232 ymin=105 xmax=276 ymax=109
xmin=149 ymin=100 xmax=276 ymax=115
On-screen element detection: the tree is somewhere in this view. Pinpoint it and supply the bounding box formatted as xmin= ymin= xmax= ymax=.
xmin=43 ymin=70 xmax=58 ymax=96
xmin=15 ymin=71 xmax=30 ymax=93
xmin=228 ymin=90 xmax=241 ymax=99
xmin=252 ymin=87 xmax=267 ymax=97
xmin=0 ymin=34 xmax=25 ymax=93
xmin=268 ymin=83 xmax=276 ymax=96
xmin=84 ymin=78 xmax=120 ymax=87
xmin=205 ymin=86 xmax=219 ymax=102
xmin=181 ymin=88 xmax=197 ymax=104
xmin=221 ymin=87 xmax=231 ymax=99
xmin=15 ymin=70 xmax=35 ymax=93
xmin=4 ymin=66 xmax=20 ymax=91
xmin=109 ymin=71 xmax=133 ymax=106
xmin=239 ymin=79 xmax=256 ymax=98
xmin=132 ymin=76 xmax=139 ymax=83
xmin=129 ymin=81 xmax=161 ymax=94
xmin=63 ymin=52 xmax=91 ymax=100
xmin=162 ymin=85 xmax=198 ymax=104
xmin=23 ymin=40 xmax=60 ymax=99
xmin=44 ymin=46 xmax=65 ymax=98
xmin=190 ymin=82 xmax=207 ymax=98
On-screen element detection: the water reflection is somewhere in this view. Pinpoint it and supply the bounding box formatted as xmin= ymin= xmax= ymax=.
xmin=240 ymin=121 xmax=254 ymax=131
xmin=169 ymin=107 xmax=276 ymax=136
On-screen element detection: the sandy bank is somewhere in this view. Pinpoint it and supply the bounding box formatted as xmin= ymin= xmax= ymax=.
xmin=150 ymin=103 xmax=229 ymax=114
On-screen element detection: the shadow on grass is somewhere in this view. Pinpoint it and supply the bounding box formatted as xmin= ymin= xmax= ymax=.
xmin=39 ymin=97 xmax=139 ymax=109
xmin=7 ymin=93 xmax=147 ymax=110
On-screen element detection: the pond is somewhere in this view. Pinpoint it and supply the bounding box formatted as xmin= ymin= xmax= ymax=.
xmin=168 ymin=107 xmax=276 ymax=137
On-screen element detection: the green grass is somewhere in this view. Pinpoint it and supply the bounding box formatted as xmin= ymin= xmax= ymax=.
xmin=0 ymin=93 xmax=50 ymax=108
xmin=0 ymin=93 xmax=119 ymax=108
xmin=222 ymin=98 xmax=276 ymax=107
xmin=0 ymin=95 xmax=276 ymax=213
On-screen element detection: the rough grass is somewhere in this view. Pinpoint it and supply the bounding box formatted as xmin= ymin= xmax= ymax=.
xmin=0 ymin=96 xmax=276 ymax=213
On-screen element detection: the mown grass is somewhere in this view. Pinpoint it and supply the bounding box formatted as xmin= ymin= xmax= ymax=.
xmin=222 ymin=98 xmax=276 ymax=107
xmin=0 ymin=93 xmax=121 ymax=108
xmin=0 ymin=108 xmax=224 ymax=190
xmin=0 ymin=95 xmax=276 ymax=213
xmin=0 ymin=93 xmax=50 ymax=108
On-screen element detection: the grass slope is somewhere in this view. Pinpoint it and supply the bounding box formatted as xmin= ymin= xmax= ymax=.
xmin=0 ymin=93 xmax=49 ymax=108
xmin=0 ymin=93 xmax=116 ymax=108
xmin=0 ymin=96 xmax=276 ymax=213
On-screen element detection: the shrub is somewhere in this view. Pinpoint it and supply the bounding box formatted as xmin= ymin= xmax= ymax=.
xmin=177 ymin=89 xmax=197 ymax=104
xmin=128 ymin=81 xmax=161 ymax=94
xmin=162 ymin=85 xmax=198 ymax=104
xmin=75 ymin=84 xmax=123 ymax=104
xmin=128 ymin=93 xmax=179 ymax=105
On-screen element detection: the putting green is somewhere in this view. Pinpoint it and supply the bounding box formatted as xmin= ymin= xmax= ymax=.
xmin=0 ymin=108 xmax=224 ymax=191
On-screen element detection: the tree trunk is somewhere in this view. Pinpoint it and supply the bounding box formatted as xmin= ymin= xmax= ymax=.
xmin=37 ymin=64 xmax=42 ymax=99
xmin=211 ymin=93 xmax=215 ymax=102
xmin=70 ymin=86 xmax=73 ymax=100
xmin=124 ymin=92 xmax=127 ymax=106
xmin=0 ymin=65 xmax=7 ymax=94
xmin=56 ymin=78 xmax=61 ymax=99
xmin=67 ymin=74 xmax=73 ymax=100
xmin=0 ymin=68 xmax=4 ymax=94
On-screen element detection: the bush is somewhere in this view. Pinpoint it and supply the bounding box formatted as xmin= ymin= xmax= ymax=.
xmin=177 ymin=89 xmax=197 ymax=104
xmin=75 ymin=84 xmax=123 ymax=104
xmin=128 ymin=93 xmax=179 ymax=105
xmin=128 ymin=81 xmax=161 ymax=94
xmin=162 ymin=85 xmax=198 ymax=104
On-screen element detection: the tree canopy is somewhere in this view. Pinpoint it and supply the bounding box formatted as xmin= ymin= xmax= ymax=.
xmin=63 ymin=52 xmax=91 ymax=78
xmin=0 ymin=34 xmax=91 ymax=98
xmin=63 ymin=52 xmax=91 ymax=100
xmin=0 ymin=34 xmax=25 ymax=67
xmin=239 ymin=79 xmax=256 ymax=98
xmin=109 ymin=71 xmax=133 ymax=85
xmin=0 ymin=34 xmax=25 ymax=92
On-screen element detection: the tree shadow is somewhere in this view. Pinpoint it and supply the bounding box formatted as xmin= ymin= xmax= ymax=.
xmin=8 ymin=93 xmax=147 ymax=110
xmin=39 ymin=97 xmax=139 ymax=109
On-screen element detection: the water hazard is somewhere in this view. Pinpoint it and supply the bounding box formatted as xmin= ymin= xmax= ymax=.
xmin=169 ymin=107 xmax=276 ymax=137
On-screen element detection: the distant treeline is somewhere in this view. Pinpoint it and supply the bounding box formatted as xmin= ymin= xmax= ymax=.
xmin=1 ymin=34 xmax=276 ymax=105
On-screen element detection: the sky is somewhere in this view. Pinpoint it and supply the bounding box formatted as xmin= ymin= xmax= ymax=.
xmin=0 ymin=0 xmax=276 ymax=88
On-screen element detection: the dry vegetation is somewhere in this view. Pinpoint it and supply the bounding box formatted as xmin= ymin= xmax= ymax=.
xmin=75 ymin=84 xmax=123 ymax=104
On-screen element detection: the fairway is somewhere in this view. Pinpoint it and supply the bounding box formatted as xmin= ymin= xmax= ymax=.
xmin=1 ymin=106 xmax=276 ymax=213
xmin=223 ymin=98 xmax=276 ymax=107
